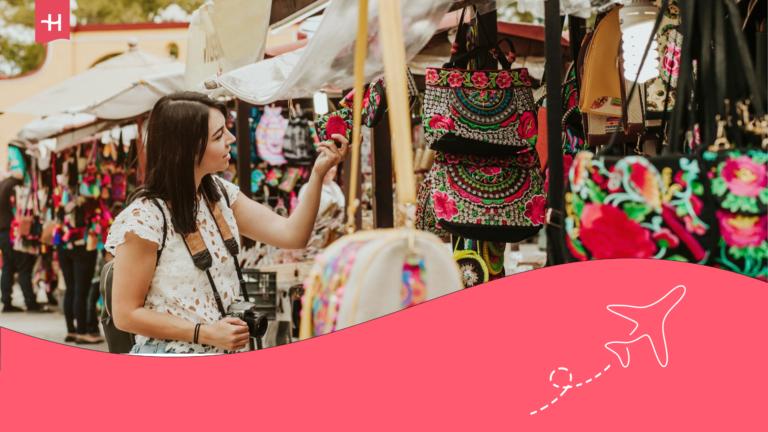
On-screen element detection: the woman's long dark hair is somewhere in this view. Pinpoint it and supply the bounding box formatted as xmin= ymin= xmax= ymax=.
xmin=129 ymin=91 xmax=226 ymax=234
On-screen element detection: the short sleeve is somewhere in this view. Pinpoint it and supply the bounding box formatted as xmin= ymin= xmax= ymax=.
xmin=104 ymin=198 xmax=167 ymax=256
xmin=214 ymin=175 xmax=239 ymax=206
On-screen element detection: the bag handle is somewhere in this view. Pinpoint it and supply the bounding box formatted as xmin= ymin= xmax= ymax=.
xmin=445 ymin=37 xmax=514 ymax=70
xmin=445 ymin=6 xmax=516 ymax=70
xmin=599 ymin=0 xmax=670 ymax=156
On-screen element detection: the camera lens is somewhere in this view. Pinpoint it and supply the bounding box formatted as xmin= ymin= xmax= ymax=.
xmin=246 ymin=312 xmax=269 ymax=339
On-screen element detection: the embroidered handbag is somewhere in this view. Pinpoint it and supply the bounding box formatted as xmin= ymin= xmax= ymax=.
xmin=314 ymin=107 xmax=354 ymax=147
xmin=299 ymin=0 xmax=463 ymax=339
xmin=550 ymin=0 xmax=767 ymax=281
xmin=423 ymin=8 xmax=538 ymax=157
xmin=428 ymin=149 xmax=545 ymax=243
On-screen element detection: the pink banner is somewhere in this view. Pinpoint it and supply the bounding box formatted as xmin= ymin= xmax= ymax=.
xmin=0 ymin=259 xmax=765 ymax=430
xmin=35 ymin=0 xmax=70 ymax=43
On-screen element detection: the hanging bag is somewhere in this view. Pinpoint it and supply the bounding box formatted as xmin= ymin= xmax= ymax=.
xmin=427 ymin=149 xmax=545 ymax=243
xmin=299 ymin=0 xmax=463 ymax=339
xmin=423 ymin=7 xmax=538 ymax=156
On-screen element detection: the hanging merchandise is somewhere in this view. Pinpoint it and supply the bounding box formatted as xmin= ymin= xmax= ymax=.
xmin=78 ymin=140 xmax=102 ymax=199
xmin=274 ymin=198 xmax=288 ymax=217
xmin=553 ymin=0 xmax=767 ymax=281
xmin=12 ymin=162 xmax=41 ymax=255
xmin=278 ymin=167 xmax=301 ymax=193
xmin=265 ymin=168 xmax=282 ymax=187
xmin=251 ymin=169 xmax=266 ymax=194
xmin=644 ymin=0 xmax=682 ymax=132
xmin=314 ymin=107 xmax=354 ymax=145
xmin=481 ymin=240 xmax=506 ymax=281
xmin=300 ymin=0 xmax=463 ymax=340
xmin=255 ymin=105 xmax=288 ymax=165
xmin=578 ymin=6 xmax=658 ymax=146
xmin=428 ymin=150 xmax=545 ymax=243
xmin=422 ymin=7 xmax=538 ymax=157
xmin=282 ymin=106 xmax=316 ymax=164
xmin=415 ymin=171 xmax=449 ymax=237
xmin=343 ymin=67 xmax=419 ymax=128
xmin=453 ymin=238 xmax=489 ymax=288
xmin=289 ymin=190 xmax=299 ymax=215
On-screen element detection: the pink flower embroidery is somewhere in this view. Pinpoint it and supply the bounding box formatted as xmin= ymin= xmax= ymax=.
xmin=721 ymin=156 xmax=768 ymax=198
xmin=717 ymin=211 xmax=766 ymax=248
xmin=427 ymin=115 xmax=455 ymax=132
xmin=663 ymin=43 xmax=681 ymax=78
xmin=479 ymin=166 xmax=502 ymax=176
xmin=524 ymin=195 xmax=547 ymax=226
xmin=652 ymin=228 xmax=680 ymax=249
xmin=519 ymin=69 xmax=530 ymax=84
xmin=431 ymin=190 xmax=459 ymax=221
xmin=444 ymin=153 xmax=461 ymax=164
xmin=425 ymin=69 xmax=440 ymax=85
xmin=471 ymin=72 xmax=489 ymax=88
xmin=447 ymin=72 xmax=464 ymax=88
xmin=496 ymin=72 xmax=512 ymax=89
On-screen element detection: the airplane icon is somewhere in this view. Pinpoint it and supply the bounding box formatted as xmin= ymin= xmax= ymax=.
xmin=605 ymin=285 xmax=686 ymax=368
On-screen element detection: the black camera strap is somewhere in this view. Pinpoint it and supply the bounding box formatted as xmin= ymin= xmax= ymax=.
xmin=178 ymin=178 xmax=247 ymax=319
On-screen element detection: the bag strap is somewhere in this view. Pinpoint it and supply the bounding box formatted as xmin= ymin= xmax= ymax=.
xmin=148 ymin=198 xmax=167 ymax=264
xmin=543 ymin=0 xmax=567 ymax=265
xmin=211 ymin=177 xmax=249 ymax=303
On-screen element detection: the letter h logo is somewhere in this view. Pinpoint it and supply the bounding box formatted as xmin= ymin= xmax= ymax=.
xmin=35 ymin=0 xmax=70 ymax=43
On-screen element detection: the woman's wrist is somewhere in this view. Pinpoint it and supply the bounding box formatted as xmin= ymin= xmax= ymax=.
xmin=196 ymin=324 xmax=210 ymax=345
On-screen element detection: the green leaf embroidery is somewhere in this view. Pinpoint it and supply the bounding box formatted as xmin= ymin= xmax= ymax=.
xmin=571 ymin=192 xmax=585 ymax=217
xmin=585 ymin=179 xmax=607 ymax=203
xmin=692 ymin=181 xmax=704 ymax=196
xmin=666 ymin=255 xmax=689 ymax=262
xmin=722 ymin=194 xmax=759 ymax=213
xmin=623 ymin=202 xmax=653 ymax=222
xmin=711 ymin=177 xmax=727 ymax=197
xmin=760 ymin=188 xmax=768 ymax=205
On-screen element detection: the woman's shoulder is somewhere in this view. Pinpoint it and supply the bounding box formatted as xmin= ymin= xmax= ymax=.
xmin=105 ymin=196 xmax=169 ymax=254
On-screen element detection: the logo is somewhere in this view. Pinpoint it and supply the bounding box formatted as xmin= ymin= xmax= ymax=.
xmin=35 ymin=0 xmax=70 ymax=43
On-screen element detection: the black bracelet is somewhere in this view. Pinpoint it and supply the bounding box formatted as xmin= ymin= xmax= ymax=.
xmin=194 ymin=323 xmax=201 ymax=344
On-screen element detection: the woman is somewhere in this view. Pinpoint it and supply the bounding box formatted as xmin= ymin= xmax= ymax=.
xmin=106 ymin=92 xmax=348 ymax=354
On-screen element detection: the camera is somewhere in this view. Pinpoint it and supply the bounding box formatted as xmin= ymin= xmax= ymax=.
xmin=227 ymin=300 xmax=269 ymax=342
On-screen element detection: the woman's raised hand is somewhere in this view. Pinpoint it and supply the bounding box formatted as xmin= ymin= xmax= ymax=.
xmin=313 ymin=134 xmax=350 ymax=177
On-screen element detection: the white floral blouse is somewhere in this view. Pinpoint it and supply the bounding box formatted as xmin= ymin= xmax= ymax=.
xmin=105 ymin=176 xmax=242 ymax=354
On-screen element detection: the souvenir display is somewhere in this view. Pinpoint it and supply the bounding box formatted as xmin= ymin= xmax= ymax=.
xmin=256 ymin=106 xmax=288 ymax=165
xmin=300 ymin=0 xmax=463 ymax=339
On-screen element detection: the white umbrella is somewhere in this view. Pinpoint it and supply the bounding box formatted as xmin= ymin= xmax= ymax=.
xmin=5 ymin=41 xmax=184 ymax=118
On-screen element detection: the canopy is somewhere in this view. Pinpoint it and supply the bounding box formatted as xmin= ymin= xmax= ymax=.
xmin=203 ymin=0 xmax=455 ymax=105
xmin=82 ymin=69 xmax=187 ymax=120
xmin=4 ymin=44 xmax=184 ymax=117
